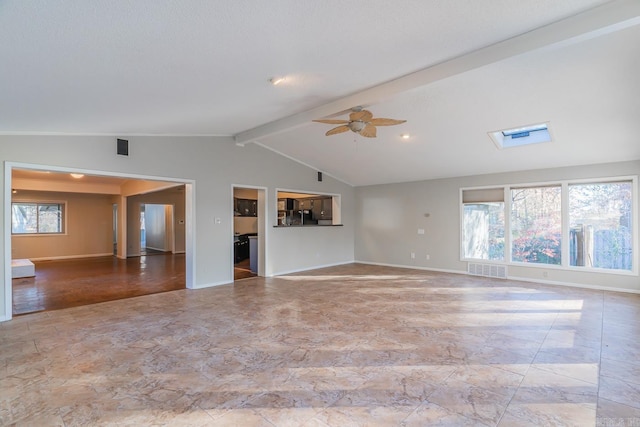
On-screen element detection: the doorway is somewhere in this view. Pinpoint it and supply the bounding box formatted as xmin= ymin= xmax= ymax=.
xmin=233 ymin=186 xmax=266 ymax=280
xmin=140 ymin=204 xmax=175 ymax=255
xmin=5 ymin=163 xmax=195 ymax=321
xmin=113 ymin=204 xmax=118 ymax=255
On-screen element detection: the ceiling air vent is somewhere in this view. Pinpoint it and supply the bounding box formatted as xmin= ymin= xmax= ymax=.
xmin=489 ymin=122 xmax=552 ymax=149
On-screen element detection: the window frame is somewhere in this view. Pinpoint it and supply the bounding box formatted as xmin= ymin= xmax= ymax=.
xmin=510 ymin=184 xmax=563 ymax=266
xmin=11 ymin=200 xmax=67 ymax=236
xmin=461 ymin=187 xmax=506 ymax=262
xmin=460 ymin=176 xmax=638 ymax=276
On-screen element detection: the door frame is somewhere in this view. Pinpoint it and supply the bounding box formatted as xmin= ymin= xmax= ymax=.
xmin=231 ymin=184 xmax=267 ymax=278
xmin=140 ymin=203 xmax=176 ymax=254
xmin=3 ymin=161 xmax=196 ymax=321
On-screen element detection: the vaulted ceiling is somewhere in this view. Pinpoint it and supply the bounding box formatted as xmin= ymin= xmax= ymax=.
xmin=2 ymin=1 xmax=639 ymax=185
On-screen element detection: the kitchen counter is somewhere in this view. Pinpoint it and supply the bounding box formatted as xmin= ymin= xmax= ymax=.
xmin=273 ymin=224 xmax=343 ymax=228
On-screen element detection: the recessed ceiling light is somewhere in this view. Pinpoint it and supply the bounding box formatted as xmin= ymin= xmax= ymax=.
xmin=401 ymin=133 xmax=411 ymax=139
xmin=269 ymin=76 xmax=286 ymax=86
xmin=70 ymin=173 xmax=84 ymax=179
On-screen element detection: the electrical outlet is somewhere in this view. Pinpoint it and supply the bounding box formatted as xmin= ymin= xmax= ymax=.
xmin=543 ymin=271 xmax=548 ymax=278
xmin=410 ymin=252 xmax=416 ymax=259
xmin=417 ymin=228 xmax=425 ymax=235
xmin=426 ymin=254 xmax=430 ymax=260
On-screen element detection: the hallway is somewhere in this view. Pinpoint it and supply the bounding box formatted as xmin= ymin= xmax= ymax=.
xmin=12 ymin=254 xmax=185 ymax=315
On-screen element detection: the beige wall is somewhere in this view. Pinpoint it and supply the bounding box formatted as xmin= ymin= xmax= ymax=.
xmin=354 ymin=160 xmax=640 ymax=293
xmin=11 ymin=190 xmax=114 ymax=260
xmin=234 ymin=188 xmax=258 ymax=199
xmin=234 ymin=217 xmax=257 ymax=235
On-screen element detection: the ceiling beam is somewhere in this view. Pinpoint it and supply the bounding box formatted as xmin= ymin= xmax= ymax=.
xmin=234 ymin=0 xmax=640 ymax=145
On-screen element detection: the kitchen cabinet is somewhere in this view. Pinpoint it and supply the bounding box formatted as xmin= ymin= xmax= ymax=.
xmin=235 ymin=198 xmax=257 ymax=217
xmin=293 ymin=198 xmax=313 ymax=211
xmin=234 ymin=236 xmax=249 ymax=263
xmin=278 ymin=198 xmax=295 ymax=211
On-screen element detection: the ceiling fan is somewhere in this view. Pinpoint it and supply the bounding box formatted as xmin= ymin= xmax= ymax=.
xmin=313 ymin=107 xmax=406 ymax=138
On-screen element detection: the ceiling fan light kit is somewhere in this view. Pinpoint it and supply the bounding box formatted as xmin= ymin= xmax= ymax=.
xmin=313 ymin=107 xmax=406 ymax=138
xmin=269 ymin=76 xmax=286 ymax=85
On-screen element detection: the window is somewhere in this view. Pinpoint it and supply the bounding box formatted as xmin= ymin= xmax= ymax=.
xmin=511 ymin=186 xmax=562 ymax=265
xmin=12 ymin=202 xmax=65 ymax=234
xmin=462 ymin=188 xmax=505 ymax=261
xmin=569 ymin=181 xmax=632 ymax=270
xmin=461 ymin=177 xmax=635 ymax=273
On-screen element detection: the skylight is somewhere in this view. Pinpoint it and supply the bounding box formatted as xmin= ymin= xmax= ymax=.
xmin=489 ymin=122 xmax=552 ymax=149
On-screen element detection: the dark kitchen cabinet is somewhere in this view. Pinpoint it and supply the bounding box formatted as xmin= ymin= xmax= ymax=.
xmin=235 ymin=198 xmax=257 ymax=217
xmin=234 ymin=236 xmax=249 ymax=263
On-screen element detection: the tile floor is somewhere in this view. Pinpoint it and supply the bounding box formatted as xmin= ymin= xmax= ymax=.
xmin=1 ymin=263 xmax=640 ymax=426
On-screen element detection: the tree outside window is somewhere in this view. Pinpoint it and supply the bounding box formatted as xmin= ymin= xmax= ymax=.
xmin=463 ymin=178 xmax=634 ymax=272
xmin=569 ymin=182 xmax=632 ymax=270
xmin=11 ymin=202 xmax=64 ymax=234
xmin=463 ymin=202 xmax=505 ymax=261
xmin=511 ymin=186 xmax=562 ymax=265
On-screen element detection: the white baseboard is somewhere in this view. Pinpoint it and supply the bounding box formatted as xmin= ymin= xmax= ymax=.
xmin=270 ymin=260 xmax=355 ymax=277
xmin=28 ymin=253 xmax=114 ymax=262
xmin=356 ymin=259 xmax=640 ymax=294
xmin=189 ymin=280 xmax=232 ymax=289
xmin=507 ymin=275 xmax=640 ymax=294
xmin=355 ymin=260 xmax=464 ymax=276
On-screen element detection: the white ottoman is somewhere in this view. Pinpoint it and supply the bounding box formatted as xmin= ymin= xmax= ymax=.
xmin=12 ymin=259 xmax=35 ymax=278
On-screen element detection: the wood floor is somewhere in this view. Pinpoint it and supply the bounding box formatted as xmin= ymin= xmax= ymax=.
xmin=2 ymin=263 xmax=639 ymax=425
xmin=12 ymin=254 xmax=185 ymax=316
xmin=234 ymin=258 xmax=257 ymax=280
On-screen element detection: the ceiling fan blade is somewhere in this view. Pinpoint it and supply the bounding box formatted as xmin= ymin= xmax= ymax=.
xmin=313 ymin=119 xmax=349 ymax=124
xmin=350 ymin=109 xmax=373 ymax=122
xmin=359 ymin=124 xmax=377 ymax=138
xmin=369 ymin=118 xmax=407 ymax=126
xmin=325 ymin=125 xmax=350 ymax=136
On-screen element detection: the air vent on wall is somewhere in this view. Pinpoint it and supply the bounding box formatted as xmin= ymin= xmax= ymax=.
xmin=467 ymin=263 xmax=507 ymax=279
xmin=117 ymin=138 xmax=129 ymax=156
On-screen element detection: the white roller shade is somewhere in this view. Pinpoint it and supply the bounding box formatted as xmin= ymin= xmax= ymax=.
xmin=462 ymin=188 xmax=504 ymax=203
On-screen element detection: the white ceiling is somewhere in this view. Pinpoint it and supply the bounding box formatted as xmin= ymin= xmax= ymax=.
xmin=12 ymin=169 xmax=130 ymax=187
xmin=2 ymin=1 xmax=639 ymax=186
